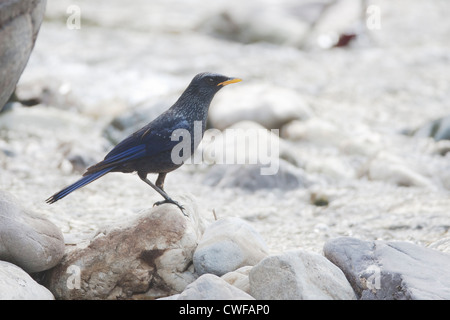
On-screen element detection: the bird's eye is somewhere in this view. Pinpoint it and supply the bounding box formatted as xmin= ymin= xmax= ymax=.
xmin=208 ymin=77 xmax=214 ymax=83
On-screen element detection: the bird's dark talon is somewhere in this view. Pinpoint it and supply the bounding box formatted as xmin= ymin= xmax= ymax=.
xmin=153 ymin=199 xmax=187 ymax=216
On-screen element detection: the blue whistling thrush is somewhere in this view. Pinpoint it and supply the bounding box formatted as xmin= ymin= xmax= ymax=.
xmin=46 ymin=72 xmax=241 ymax=214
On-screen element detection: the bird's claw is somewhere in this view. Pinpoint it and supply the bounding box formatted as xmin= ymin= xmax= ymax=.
xmin=153 ymin=199 xmax=188 ymax=216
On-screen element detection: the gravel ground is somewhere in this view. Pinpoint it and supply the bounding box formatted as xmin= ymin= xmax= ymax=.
xmin=2 ymin=0 xmax=450 ymax=254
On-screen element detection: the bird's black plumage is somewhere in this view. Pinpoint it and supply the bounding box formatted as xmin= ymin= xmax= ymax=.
xmin=46 ymin=72 xmax=241 ymax=212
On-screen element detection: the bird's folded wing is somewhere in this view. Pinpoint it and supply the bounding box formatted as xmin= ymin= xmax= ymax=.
xmin=105 ymin=118 xmax=190 ymax=160
xmin=84 ymin=119 xmax=190 ymax=175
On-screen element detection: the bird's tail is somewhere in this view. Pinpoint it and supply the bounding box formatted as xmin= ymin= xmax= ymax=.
xmin=46 ymin=167 xmax=114 ymax=204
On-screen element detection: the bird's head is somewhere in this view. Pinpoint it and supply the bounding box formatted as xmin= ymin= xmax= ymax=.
xmin=188 ymin=72 xmax=242 ymax=96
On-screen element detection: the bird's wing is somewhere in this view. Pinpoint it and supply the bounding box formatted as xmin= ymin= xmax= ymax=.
xmin=84 ymin=118 xmax=190 ymax=175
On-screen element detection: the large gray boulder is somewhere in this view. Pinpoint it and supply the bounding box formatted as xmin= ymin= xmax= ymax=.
xmin=45 ymin=202 xmax=206 ymax=300
xmin=249 ymin=249 xmax=356 ymax=300
xmin=0 ymin=0 xmax=47 ymax=111
xmin=0 ymin=260 xmax=54 ymax=300
xmin=0 ymin=190 xmax=65 ymax=273
xmin=323 ymin=237 xmax=450 ymax=300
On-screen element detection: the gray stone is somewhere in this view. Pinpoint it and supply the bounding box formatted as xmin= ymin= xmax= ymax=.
xmin=203 ymin=159 xmax=309 ymax=191
xmin=323 ymin=237 xmax=450 ymax=300
xmin=160 ymin=274 xmax=254 ymax=300
xmin=0 ymin=260 xmax=54 ymax=300
xmin=365 ymin=151 xmax=435 ymax=188
xmin=0 ymin=190 xmax=65 ymax=273
xmin=193 ymin=217 xmax=269 ymax=277
xmin=413 ymin=115 xmax=450 ymax=141
xmin=0 ymin=0 xmax=47 ymax=111
xmin=249 ymin=249 xmax=356 ymax=300
xmin=45 ymin=202 xmax=205 ymax=299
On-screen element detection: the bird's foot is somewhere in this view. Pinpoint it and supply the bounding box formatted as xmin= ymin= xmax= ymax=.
xmin=153 ymin=199 xmax=187 ymax=216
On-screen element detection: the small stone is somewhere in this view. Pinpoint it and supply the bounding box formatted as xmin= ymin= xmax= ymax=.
xmin=160 ymin=274 xmax=254 ymax=300
xmin=249 ymin=249 xmax=356 ymax=300
xmin=193 ymin=217 xmax=269 ymax=276
xmin=203 ymin=159 xmax=310 ymax=191
xmin=221 ymin=266 xmax=252 ymax=294
xmin=413 ymin=115 xmax=450 ymax=141
xmin=365 ymin=151 xmax=435 ymax=188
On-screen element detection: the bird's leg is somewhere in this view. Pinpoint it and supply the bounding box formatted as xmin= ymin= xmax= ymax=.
xmin=138 ymin=172 xmax=186 ymax=216
xmin=155 ymin=172 xmax=166 ymax=190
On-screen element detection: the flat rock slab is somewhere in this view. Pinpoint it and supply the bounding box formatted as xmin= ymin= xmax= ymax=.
xmin=324 ymin=237 xmax=450 ymax=300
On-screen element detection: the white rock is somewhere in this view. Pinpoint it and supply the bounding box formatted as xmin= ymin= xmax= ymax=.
xmin=193 ymin=217 xmax=269 ymax=276
xmin=0 ymin=261 xmax=54 ymax=300
xmin=249 ymin=249 xmax=356 ymax=300
xmin=365 ymin=151 xmax=435 ymax=188
xmin=281 ymin=118 xmax=344 ymax=146
xmin=305 ymin=156 xmax=355 ymax=180
xmin=200 ymin=120 xmax=288 ymax=166
xmin=0 ymin=190 xmax=65 ymax=273
xmin=209 ymin=83 xmax=312 ymax=130
xmin=161 ymin=274 xmax=254 ymax=300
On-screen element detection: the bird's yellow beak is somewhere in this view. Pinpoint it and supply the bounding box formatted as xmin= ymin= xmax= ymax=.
xmin=217 ymin=78 xmax=242 ymax=86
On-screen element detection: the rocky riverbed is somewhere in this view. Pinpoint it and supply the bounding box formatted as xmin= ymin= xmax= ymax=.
xmin=1 ymin=0 xmax=450 ymax=299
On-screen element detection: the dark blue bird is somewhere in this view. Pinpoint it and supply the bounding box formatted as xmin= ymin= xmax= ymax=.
xmin=46 ymin=72 xmax=241 ymax=212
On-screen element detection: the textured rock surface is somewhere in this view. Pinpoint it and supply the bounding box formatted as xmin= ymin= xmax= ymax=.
xmin=0 ymin=0 xmax=47 ymax=110
xmin=249 ymin=249 xmax=356 ymax=300
xmin=221 ymin=266 xmax=252 ymax=294
xmin=45 ymin=203 xmax=205 ymax=299
xmin=0 ymin=190 xmax=65 ymax=273
xmin=0 ymin=260 xmax=54 ymax=300
xmin=193 ymin=217 xmax=269 ymax=276
xmin=159 ymin=274 xmax=254 ymax=300
xmin=324 ymin=237 xmax=450 ymax=300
